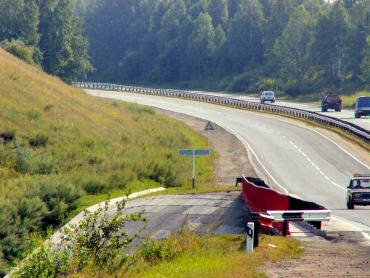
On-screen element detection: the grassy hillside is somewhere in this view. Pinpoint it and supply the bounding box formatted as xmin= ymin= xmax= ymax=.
xmin=0 ymin=49 xmax=215 ymax=273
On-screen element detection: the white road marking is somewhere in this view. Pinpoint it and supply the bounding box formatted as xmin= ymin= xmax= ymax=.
xmin=289 ymin=140 xmax=346 ymax=192
xmin=254 ymin=112 xmax=370 ymax=170
xmin=227 ymin=128 xmax=289 ymax=195
xmin=331 ymin=216 xmax=370 ymax=245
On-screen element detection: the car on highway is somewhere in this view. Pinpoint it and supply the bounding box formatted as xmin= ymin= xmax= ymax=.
xmin=346 ymin=174 xmax=370 ymax=209
xmin=354 ymin=96 xmax=370 ymax=118
xmin=321 ymin=91 xmax=342 ymax=112
xmin=260 ymin=91 xmax=275 ymax=104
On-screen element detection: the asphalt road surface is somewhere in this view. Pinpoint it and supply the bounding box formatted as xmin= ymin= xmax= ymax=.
xmin=86 ymin=89 xmax=370 ymax=241
xmin=188 ymin=90 xmax=370 ymax=131
xmin=121 ymin=193 xmax=248 ymax=239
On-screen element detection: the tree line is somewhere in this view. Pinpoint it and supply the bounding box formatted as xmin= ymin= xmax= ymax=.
xmin=1 ymin=0 xmax=369 ymax=95
xmin=0 ymin=0 xmax=93 ymax=82
xmin=82 ymin=0 xmax=370 ymax=95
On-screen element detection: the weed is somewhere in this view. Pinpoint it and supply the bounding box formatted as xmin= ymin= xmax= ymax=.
xmin=15 ymin=141 xmax=31 ymax=173
xmin=29 ymin=134 xmax=48 ymax=147
xmin=83 ymin=178 xmax=107 ymax=195
xmin=34 ymin=156 xmax=54 ymax=174
xmin=0 ymin=130 xmax=15 ymax=144
xmin=26 ymin=109 xmax=40 ymax=121
xmin=43 ymin=104 xmax=54 ymax=112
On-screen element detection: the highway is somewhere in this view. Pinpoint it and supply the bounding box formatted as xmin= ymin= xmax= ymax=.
xmin=188 ymin=90 xmax=370 ymax=131
xmin=86 ymin=89 xmax=370 ymax=240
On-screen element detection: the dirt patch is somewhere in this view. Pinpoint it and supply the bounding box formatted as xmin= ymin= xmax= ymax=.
xmin=264 ymin=236 xmax=370 ymax=278
xmin=155 ymin=108 xmax=256 ymax=184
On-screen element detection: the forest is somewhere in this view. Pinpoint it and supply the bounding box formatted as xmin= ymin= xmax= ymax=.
xmin=0 ymin=0 xmax=93 ymax=82
xmin=79 ymin=0 xmax=370 ymax=95
xmin=1 ymin=0 xmax=369 ymax=95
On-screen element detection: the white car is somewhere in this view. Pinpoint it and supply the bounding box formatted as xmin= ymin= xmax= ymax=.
xmin=260 ymin=91 xmax=275 ymax=104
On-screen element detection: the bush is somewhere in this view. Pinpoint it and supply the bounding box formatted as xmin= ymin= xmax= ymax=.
xmin=12 ymin=236 xmax=71 ymax=278
xmin=109 ymin=173 xmax=129 ymax=189
xmin=83 ymin=178 xmax=107 ymax=194
xmin=1 ymin=39 xmax=40 ymax=66
xmin=37 ymin=178 xmax=81 ymax=226
xmin=150 ymin=161 xmax=183 ymax=187
xmin=0 ymin=130 xmax=15 ymax=144
xmin=34 ymin=156 xmax=54 ymax=174
xmin=87 ymin=155 xmax=103 ymax=165
xmin=26 ymin=109 xmax=41 ymax=121
xmin=13 ymin=199 xmax=147 ymax=277
xmin=29 ymin=134 xmax=48 ymax=148
xmin=140 ymin=238 xmax=179 ymax=265
xmin=15 ymin=141 xmax=31 ymax=173
xmin=256 ymin=78 xmax=280 ymax=92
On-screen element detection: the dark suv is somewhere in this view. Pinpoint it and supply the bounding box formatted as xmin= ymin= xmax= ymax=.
xmin=354 ymin=96 xmax=370 ymax=118
xmin=346 ymin=174 xmax=370 ymax=209
xmin=321 ymin=91 xmax=342 ymax=112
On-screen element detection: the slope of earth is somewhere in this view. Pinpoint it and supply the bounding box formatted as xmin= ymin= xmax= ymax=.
xmin=0 ymin=49 xmax=215 ymax=273
xmin=154 ymin=108 xmax=256 ymax=184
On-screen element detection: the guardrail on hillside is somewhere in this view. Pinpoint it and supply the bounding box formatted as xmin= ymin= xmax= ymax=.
xmin=73 ymin=82 xmax=370 ymax=143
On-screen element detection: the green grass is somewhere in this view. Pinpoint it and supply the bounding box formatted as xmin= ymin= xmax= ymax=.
xmin=341 ymin=91 xmax=370 ymax=108
xmin=129 ymin=234 xmax=303 ymax=278
xmin=72 ymin=231 xmax=303 ymax=278
xmin=0 ymin=49 xmax=217 ymax=273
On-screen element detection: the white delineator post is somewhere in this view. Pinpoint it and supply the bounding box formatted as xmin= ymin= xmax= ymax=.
xmin=246 ymin=222 xmax=254 ymax=254
xmin=192 ymin=150 xmax=195 ymax=189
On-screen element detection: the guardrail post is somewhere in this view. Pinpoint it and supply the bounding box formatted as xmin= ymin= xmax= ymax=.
xmin=253 ymin=221 xmax=260 ymax=247
xmin=282 ymin=220 xmax=288 ymax=236
xmin=246 ymin=222 xmax=254 ymax=254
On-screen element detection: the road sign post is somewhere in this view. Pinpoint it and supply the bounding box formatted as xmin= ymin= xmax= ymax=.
xmin=179 ymin=149 xmax=210 ymax=189
xmin=204 ymin=121 xmax=214 ymax=152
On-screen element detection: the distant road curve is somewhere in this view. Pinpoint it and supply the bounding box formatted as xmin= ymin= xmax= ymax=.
xmin=188 ymin=90 xmax=370 ymax=131
xmin=73 ymin=83 xmax=369 ymax=142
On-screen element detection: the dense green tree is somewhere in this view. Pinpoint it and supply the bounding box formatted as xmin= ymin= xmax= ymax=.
xmin=361 ymin=36 xmax=370 ymax=88
xmin=0 ymin=0 xmax=92 ymax=82
xmin=0 ymin=0 xmax=40 ymax=46
xmin=345 ymin=0 xmax=370 ymax=78
xmin=155 ymin=0 xmax=187 ymax=81
xmin=311 ymin=0 xmax=352 ymax=85
xmin=38 ymin=0 xmax=92 ymax=82
xmin=273 ymin=5 xmax=314 ymax=94
xmin=188 ymin=12 xmax=216 ymax=77
xmin=207 ymin=0 xmax=228 ymax=28
xmin=263 ymin=0 xmax=301 ymax=59
xmin=227 ymin=0 xmax=265 ymax=72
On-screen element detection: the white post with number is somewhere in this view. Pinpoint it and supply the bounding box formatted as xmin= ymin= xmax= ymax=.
xmin=246 ymin=222 xmax=254 ymax=254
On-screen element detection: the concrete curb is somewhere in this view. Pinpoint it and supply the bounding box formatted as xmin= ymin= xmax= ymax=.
xmin=51 ymin=187 xmax=166 ymax=243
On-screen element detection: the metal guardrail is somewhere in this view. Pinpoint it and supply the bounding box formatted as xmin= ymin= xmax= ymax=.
xmin=73 ymin=82 xmax=370 ymax=143
xmin=266 ymin=210 xmax=331 ymax=222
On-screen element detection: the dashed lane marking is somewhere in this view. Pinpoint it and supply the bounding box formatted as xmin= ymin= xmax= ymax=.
xmin=289 ymin=140 xmax=346 ymax=192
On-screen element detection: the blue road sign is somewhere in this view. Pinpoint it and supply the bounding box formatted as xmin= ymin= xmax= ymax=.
xmin=194 ymin=149 xmax=210 ymax=155
xmin=178 ymin=149 xmax=194 ymax=156
xmin=178 ymin=149 xmax=210 ymax=156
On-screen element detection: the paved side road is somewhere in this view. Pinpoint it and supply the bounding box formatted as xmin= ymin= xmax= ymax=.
xmin=121 ymin=192 xmax=249 ymax=239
